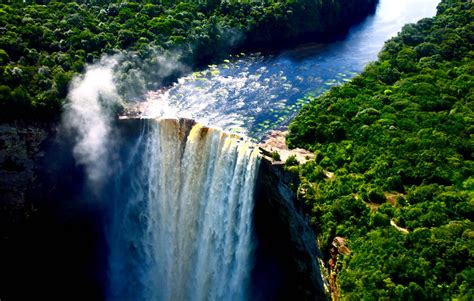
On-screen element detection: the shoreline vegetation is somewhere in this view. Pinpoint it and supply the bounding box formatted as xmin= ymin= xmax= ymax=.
xmin=288 ymin=0 xmax=473 ymax=299
xmin=0 ymin=0 xmax=376 ymax=122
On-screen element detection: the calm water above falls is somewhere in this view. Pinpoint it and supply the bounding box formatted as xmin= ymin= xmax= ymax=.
xmin=143 ymin=0 xmax=440 ymax=139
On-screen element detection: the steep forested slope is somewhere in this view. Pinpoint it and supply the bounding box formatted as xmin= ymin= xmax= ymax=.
xmin=0 ymin=0 xmax=376 ymax=121
xmin=288 ymin=0 xmax=473 ymax=299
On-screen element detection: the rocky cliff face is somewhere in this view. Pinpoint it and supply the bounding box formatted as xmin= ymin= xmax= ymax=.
xmin=0 ymin=122 xmax=106 ymax=301
xmin=252 ymin=156 xmax=327 ymax=300
xmin=0 ymin=124 xmax=50 ymax=229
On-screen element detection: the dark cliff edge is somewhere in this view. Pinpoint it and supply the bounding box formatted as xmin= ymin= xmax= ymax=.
xmin=252 ymin=157 xmax=327 ymax=301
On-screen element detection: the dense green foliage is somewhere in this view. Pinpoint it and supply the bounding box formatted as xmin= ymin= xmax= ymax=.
xmin=0 ymin=0 xmax=376 ymax=121
xmin=288 ymin=0 xmax=473 ymax=299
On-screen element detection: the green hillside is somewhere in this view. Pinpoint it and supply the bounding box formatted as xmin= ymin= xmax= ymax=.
xmin=288 ymin=0 xmax=473 ymax=299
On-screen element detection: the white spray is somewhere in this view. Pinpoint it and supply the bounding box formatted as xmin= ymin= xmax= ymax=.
xmin=62 ymin=57 xmax=121 ymax=184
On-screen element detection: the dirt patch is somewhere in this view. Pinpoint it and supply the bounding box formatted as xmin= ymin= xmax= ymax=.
xmin=384 ymin=192 xmax=405 ymax=206
xmin=259 ymin=130 xmax=314 ymax=164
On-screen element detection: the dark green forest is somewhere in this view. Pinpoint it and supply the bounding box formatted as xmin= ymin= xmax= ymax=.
xmin=0 ymin=0 xmax=376 ymax=121
xmin=288 ymin=0 xmax=473 ymax=299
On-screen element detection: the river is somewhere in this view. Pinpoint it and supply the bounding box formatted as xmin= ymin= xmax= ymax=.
xmin=142 ymin=0 xmax=440 ymax=140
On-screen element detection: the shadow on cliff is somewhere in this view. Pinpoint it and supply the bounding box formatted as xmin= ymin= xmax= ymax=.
xmin=0 ymin=128 xmax=107 ymax=301
xmin=251 ymin=158 xmax=327 ymax=301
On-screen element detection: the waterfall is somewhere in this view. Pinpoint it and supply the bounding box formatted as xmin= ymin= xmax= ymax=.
xmin=107 ymin=118 xmax=261 ymax=301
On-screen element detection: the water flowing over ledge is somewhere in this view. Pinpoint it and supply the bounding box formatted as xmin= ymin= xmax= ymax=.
xmin=107 ymin=118 xmax=261 ymax=301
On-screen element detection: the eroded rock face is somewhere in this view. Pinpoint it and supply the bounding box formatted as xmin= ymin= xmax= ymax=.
xmin=252 ymin=157 xmax=327 ymax=301
xmin=0 ymin=124 xmax=50 ymax=235
xmin=0 ymin=124 xmax=48 ymax=200
xmin=0 ymin=122 xmax=106 ymax=301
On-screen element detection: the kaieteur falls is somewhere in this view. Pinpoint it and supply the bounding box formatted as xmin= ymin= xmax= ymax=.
xmin=107 ymin=118 xmax=260 ymax=301
xmin=56 ymin=1 xmax=441 ymax=299
xmin=4 ymin=0 xmax=469 ymax=300
xmin=64 ymin=59 xmax=266 ymax=301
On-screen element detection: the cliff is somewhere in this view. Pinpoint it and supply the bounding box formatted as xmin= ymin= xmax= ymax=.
xmin=252 ymin=155 xmax=327 ymax=300
xmin=0 ymin=123 xmax=49 ymax=230
xmin=0 ymin=122 xmax=105 ymax=301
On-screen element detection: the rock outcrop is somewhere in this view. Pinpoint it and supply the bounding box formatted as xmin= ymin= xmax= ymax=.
xmin=259 ymin=130 xmax=314 ymax=164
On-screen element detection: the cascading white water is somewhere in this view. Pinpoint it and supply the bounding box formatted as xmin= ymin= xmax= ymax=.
xmin=108 ymin=118 xmax=260 ymax=301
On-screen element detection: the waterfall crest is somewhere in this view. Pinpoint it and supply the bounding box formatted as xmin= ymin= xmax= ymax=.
xmin=108 ymin=118 xmax=260 ymax=301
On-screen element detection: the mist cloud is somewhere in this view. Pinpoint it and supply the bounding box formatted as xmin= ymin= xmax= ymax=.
xmin=62 ymin=56 xmax=121 ymax=185
xmin=61 ymin=49 xmax=192 ymax=186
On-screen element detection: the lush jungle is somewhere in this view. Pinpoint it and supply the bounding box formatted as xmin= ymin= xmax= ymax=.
xmin=288 ymin=0 xmax=473 ymax=299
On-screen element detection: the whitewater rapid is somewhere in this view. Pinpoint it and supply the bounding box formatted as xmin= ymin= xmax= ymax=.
xmin=107 ymin=118 xmax=261 ymax=301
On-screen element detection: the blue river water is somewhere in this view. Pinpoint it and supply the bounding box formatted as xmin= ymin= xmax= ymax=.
xmin=142 ymin=0 xmax=440 ymax=140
